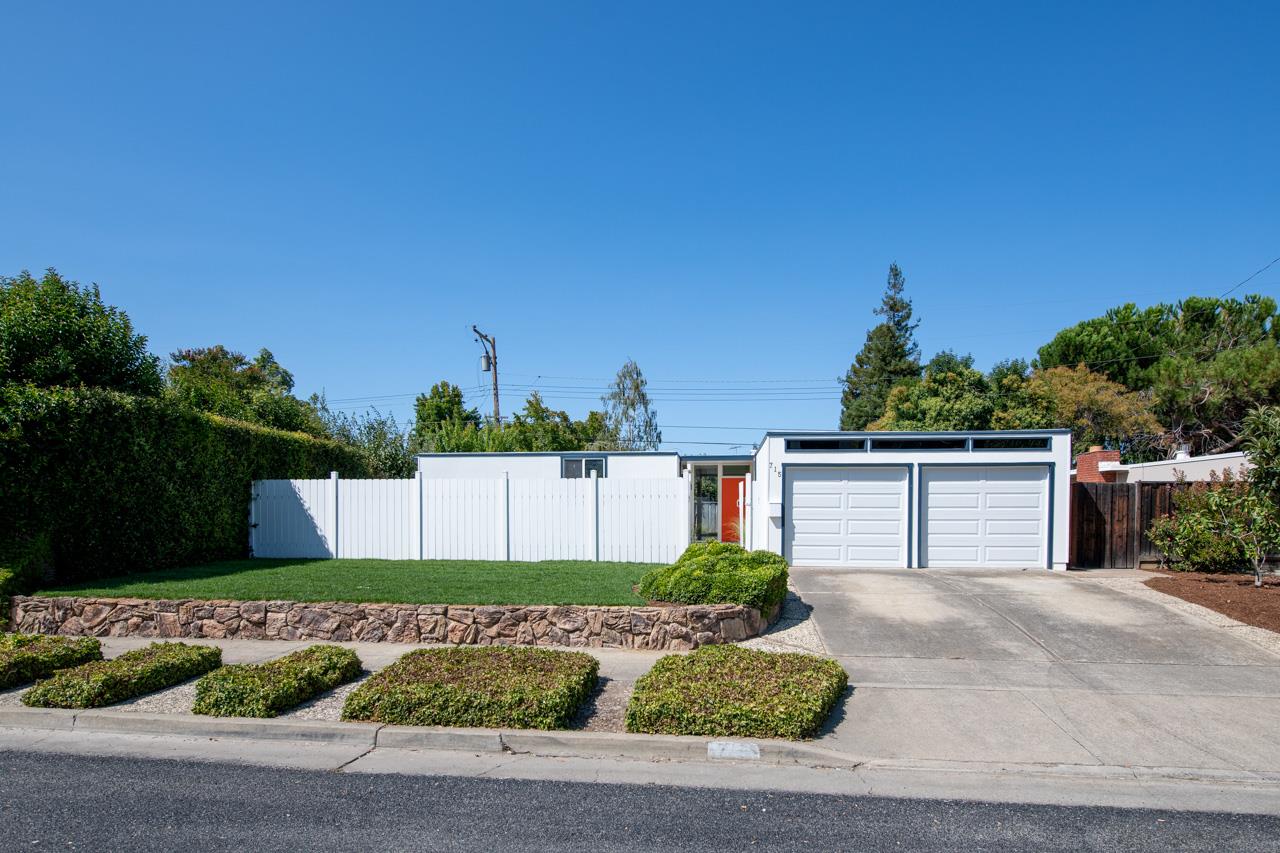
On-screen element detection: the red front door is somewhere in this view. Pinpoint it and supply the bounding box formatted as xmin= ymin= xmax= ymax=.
xmin=720 ymin=476 xmax=745 ymax=543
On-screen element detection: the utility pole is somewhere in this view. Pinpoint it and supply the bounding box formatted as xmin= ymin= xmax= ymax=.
xmin=472 ymin=325 xmax=500 ymax=425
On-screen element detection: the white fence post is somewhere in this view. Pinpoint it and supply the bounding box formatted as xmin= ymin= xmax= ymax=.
xmin=590 ymin=470 xmax=600 ymax=561
xmin=329 ymin=471 xmax=340 ymax=558
xmin=503 ymin=471 xmax=511 ymax=562
xmin=413 ymin=470 xmax=424 ymax=561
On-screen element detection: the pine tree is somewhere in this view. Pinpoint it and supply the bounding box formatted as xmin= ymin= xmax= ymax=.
xmin=601 ymin=359 xmax=662 ymax=450
xmin=839 ymin=263 xmax=922 ymax=430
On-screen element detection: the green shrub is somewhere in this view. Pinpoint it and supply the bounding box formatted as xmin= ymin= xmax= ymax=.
xmin=21 ymin=642 xmax=222 ymax=708
xmin=0 ymin=634 xmax=103 ymax=690
xmin=0 ymin=386 xmax=370 ymax=584
xmin=637 ymin=542 xmax=788 ymax=612
xmin=1149 ymin=470 xmax=1280 ymax=582
xmin=193 ymin=645 xmax=362 ymax=718
xmin=341 ymin=647 xmax=598 ymax=730
xmin=625 ymin=645 xmax=848 ymax=740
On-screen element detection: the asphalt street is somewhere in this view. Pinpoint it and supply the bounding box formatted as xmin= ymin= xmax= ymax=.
xmin=1 ymin=750 xmax=1276 ymax=852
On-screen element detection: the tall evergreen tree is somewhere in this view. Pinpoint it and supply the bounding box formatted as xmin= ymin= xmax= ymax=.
xmin=839 ymin=263 xmax=922 ymax=430
xmin=601 ymin=359 xmax=662 ymax=450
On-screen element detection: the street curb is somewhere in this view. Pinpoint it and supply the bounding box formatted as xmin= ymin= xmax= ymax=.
xmin=73 ymin=711 xmax=381 ymax=746
xmin=0 ymin=705 xmax=853 ymax=766
xmin=0 ymin=707 xmax=78 ymax=731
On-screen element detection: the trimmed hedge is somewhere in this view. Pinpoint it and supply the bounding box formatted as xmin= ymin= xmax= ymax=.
xmin=0 ymin=386 xmax=370 ymax=584
xmin=0 ymin=634 xmax=103 ymax=690
xmin=21 ymin=641 xmax=222 ymax=708
xmin=342 ymin=647 xmax=598 ymax=730
xmin=193 ymin=645 xmax=362 ymax=718
xmin=638 ymin=542 xmax=788 ymax=612
xmin=625 ymin=645 xmax=848 ymax=740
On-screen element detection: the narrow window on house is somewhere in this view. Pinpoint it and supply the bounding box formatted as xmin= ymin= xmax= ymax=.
xmin=562 ymin=458 xmax=606 ymax=478
xmin=784 ymin=439 xmax=867 ymax=451
xmin=971 ymin=437 xmax=1051 ymax=450
xmin=869 ymin=438 xmax=968 ymax=451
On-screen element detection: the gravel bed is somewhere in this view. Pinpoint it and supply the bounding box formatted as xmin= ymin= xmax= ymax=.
xmin=572 ymin=677 xmax=632 ymax=732
xmin=741 ymin=590 xmax=827 ymax=655
xmin=278 ymin=673 xmax=373 ymax=722
xmin=111 ymin=681 xmax=199 ymax=715
xmin=0 ymin=686 xmax=27 ymax=707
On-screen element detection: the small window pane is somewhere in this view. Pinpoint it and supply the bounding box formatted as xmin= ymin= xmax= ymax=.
xmin=563 ymin=459 xmax=583 ymax=478
xmin=972 ymin=437 xmax=1050 ymax=450
xmin=870 ymin=438 xmax=967 ymax=451
xmin=785 ymin=438 xmax=865 ymax=451
xmin=584 ymin=458 xmax=605 ymax=478
xmin=722 ymin=464 xmax=751 ymax=476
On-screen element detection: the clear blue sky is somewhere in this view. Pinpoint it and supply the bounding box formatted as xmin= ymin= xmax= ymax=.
xmin=3 ymin=2 xmax=1277 ymax=453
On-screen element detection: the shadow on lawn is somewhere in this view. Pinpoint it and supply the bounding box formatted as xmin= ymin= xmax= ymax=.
xmin=39 ymin=558 xmax=334 ymax=595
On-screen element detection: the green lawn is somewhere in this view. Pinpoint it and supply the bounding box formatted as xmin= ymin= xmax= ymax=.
xmin=35 ymin=559 xmax=656 ymax=606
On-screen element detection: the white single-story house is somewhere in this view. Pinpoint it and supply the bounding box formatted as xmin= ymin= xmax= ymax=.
xmin=1072 ymin=447 xmax=1250 ymax=484
xmin=414 ymin=428 xmax=1072 ymax=571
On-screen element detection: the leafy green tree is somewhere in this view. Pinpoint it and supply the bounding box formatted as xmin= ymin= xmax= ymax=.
xmin=601 ymin=360 xmax=661 ymax=450
xmin=317 ymin=402 xmax=414 ymax=478
xmin=1243 ymin=405 xmax=1280 ymax=506
xmin=166 ymin=345 xmax=326 ymax=436
xmin=840 ymin=264 xmax=922 ymax=430
xmin=411 ymin=381 xmax=480 ymax=441
xmin=872 ymin=351 xmax=993 ymax=431
xmin=1037 ymin=295 xmax=1280 ymax=454
xmin=998 ymin=366 xmax=1163 ymax=457
xmin=0 ymin=268 xmax=162 ymax=394
xmin=415 ymin=392 xmax=606 ymax=453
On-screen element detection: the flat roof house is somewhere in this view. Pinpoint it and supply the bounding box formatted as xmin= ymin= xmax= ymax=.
xmin=417 ymin=428 xmax=1072 ymax=571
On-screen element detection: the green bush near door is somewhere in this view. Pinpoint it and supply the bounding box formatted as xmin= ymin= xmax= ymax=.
xmin=637 ymin=542 xmax=788 ymax=612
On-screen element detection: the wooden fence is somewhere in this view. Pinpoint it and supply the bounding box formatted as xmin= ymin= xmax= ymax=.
xmin=1069 ymin=482 xmax=1182 ymax=569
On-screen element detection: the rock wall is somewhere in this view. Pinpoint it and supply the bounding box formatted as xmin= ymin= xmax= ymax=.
xmin=8 ymin=596 xmax=767 ymax=650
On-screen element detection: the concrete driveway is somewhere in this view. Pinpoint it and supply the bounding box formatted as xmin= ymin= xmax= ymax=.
xmin=797 ymin=568 xmax=1280 ymax=775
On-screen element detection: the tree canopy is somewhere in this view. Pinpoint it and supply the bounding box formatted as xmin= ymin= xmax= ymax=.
xmin=840 ymin=264 xmax=921 ymax=430
xmin=165 ymin=345 xmax=327 ymax=436
xmin=0 ymin=268 xmax=162 ymax=395
xmin=1037 ymin=295 xmax=1279 ymax=453
xmin=601 ymin=359 xmax=661 ymax=450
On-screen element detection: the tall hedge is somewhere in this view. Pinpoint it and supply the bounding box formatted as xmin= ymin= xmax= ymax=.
xmin=0 ymin=386 xmax=370 ymax=584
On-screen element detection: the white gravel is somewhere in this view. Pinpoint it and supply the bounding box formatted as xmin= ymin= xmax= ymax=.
xmin=111 ymin=681 xmax=199 ymax=715
xmin=278 ymin=673 xmax=373 ymax=722
xmin=0 ymin=686 xmax=27 ymax=707
xmin=741 ymin=590 xmax=827 ymax=655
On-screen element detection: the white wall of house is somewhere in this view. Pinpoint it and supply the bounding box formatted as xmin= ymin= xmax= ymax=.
xmin=1100 ymin=451 xmax=1250 ymax=483
xmin=750 ymin=430 xmax=1072 ymax=571
xmin=416 ymin=452 xmax=680 ymax=480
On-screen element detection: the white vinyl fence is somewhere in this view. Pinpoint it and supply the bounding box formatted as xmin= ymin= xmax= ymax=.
xmin=250 ymin=472 xmax=691 ymax=564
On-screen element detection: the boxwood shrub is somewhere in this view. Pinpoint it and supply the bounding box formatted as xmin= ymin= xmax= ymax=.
xmin=0 ymin=634 xmax=103 ymax=690
xmin=193 ymin=645 xmax=362 ymax=718
xmin=625 ymin=645 xmax=847 ymax=740
xmin=637 ymin=542 xmax=788 ymax=612
xmin=0 ymin=385 xmax=370 ymax=585
xmin=21 ymin=641 xmax=222 ymax=709
xmin=342 ymin=647 xmax=598 ymax=730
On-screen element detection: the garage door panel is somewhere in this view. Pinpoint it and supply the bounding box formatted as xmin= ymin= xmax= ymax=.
xmin=985 ymin=493 xmax=1042 ymax=509
xmin=793 ymin=514 xmax=844 ymax=527
xmin=792 ymin=493 xmax=843 ymax=509
xmin=787 ymin=467 xmax=908 ymax=568
xmin=923 ymin=466 xmax=1048 ymax=568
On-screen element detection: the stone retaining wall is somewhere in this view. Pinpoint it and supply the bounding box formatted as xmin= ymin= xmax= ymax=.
xmin=8 ymin=596 xmax=768 ymax=650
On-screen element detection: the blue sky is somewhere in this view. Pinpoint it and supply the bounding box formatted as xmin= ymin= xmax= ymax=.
xmin=3 ymin=2 xmax=1277 ymax=453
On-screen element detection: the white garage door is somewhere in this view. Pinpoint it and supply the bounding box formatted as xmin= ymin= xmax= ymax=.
xmin=786 ymin=467 xmax=908 ymax=567
xmin=922 ymin=466 xmax=1048 ymax=568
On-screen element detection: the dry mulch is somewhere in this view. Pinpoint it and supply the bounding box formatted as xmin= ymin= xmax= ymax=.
xmin=1145 ymin=572 xmax=1280 ymax=634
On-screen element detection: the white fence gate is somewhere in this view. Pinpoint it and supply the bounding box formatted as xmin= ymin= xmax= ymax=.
xmin=250 ymin=473 xmax=691 ymax=564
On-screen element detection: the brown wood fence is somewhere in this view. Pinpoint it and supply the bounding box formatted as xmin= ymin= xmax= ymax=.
xmin=1069 ymin=482 xmax=1182 ymax=569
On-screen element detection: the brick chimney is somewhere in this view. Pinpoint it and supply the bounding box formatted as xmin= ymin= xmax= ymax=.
xmin=1075 ymin=446 xmax=1121 ymax=483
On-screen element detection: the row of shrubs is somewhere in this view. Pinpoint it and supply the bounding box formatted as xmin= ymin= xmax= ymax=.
xmin=2 ymin=633 xmax=845 ymax=739
xmin=338 ymin=644 xmax=845 ymax=740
